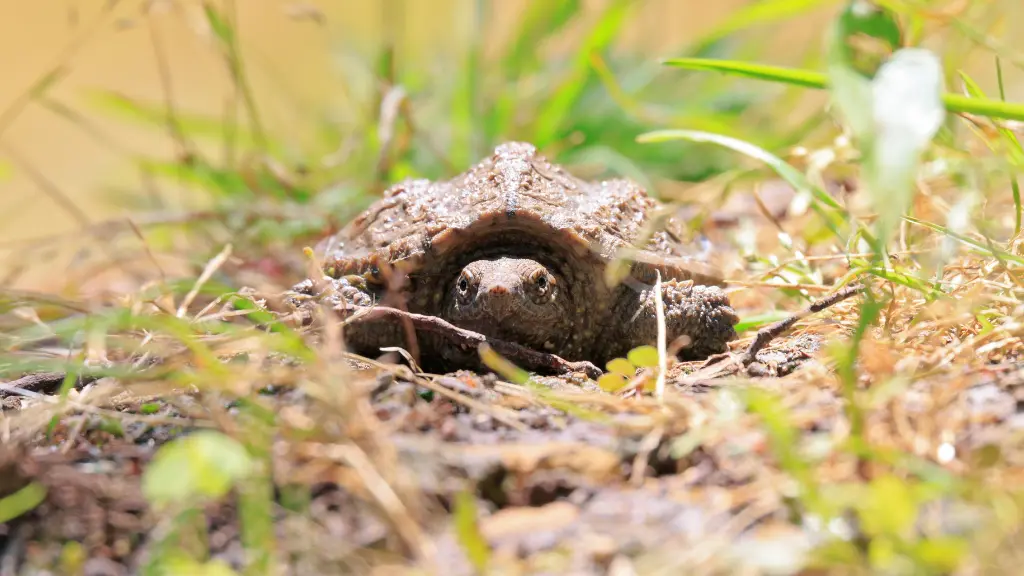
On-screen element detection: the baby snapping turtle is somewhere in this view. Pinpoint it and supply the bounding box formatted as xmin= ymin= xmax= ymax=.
xmin=293 ymin=142 xmax=738 ymax=374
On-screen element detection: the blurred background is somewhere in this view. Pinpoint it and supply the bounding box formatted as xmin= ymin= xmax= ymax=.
xmin=2 ymin=0 xmax=1022 ymax=292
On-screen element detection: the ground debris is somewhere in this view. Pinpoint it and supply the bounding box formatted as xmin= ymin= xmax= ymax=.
xmin=3 ymin=251 xmax=1024 ymax=575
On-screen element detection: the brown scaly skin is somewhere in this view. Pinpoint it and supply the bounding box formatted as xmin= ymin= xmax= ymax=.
xmin=600 ymin=280 xmax=738 ymax=362
xmin=290 ymin=142 xmax=739 ymax=374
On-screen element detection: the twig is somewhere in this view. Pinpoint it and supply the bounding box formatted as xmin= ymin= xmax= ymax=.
xmin=177 ymin=243 xmax=233 ymax=317
xmin=630 ymin=425 xmax=664 ymax=486
xmin=303 ymin=442 xmax=435 ymax=564
xmin=739 ymin=282 xmax=864 ymax=366
xmin=0 ymin=522 xmax=28 ymax=576
xmin=688 ymin=282 xmax=865 ymax=383
xmin=415 ymin=376 xmax=528 ymax=432
xmin=723 ymin=280 xmax=843 ymax=293
xmin=352 ymin=349 xmax=528 ymax=431
xmin=146 ymin=5 xmax=194 ymax=159
xmin=0 ymin=0 xmax=120 ymax=140
xmin=0 ymin=210 xmax=222 ymax=250
xmin=0 ymin=372 xmax=96 ymax=396
xmin=126 ymin=218 xmax=168 ymax=284
xmin=344 ymin=306 xmax=603 ymax=379
xmin=654 ymin=270 xmax=667 ymax=402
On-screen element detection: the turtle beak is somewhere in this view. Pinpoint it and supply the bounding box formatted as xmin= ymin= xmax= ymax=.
xmin=481 ymin=284 xmax=516 ymax=321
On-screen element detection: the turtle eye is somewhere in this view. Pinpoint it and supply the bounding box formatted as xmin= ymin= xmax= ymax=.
xmin=366 ymin=265 xmax=383 ymax=284
xmin=457 ymin=271 xmax=475 ymax=295
xmin=530 ymin=269 xmax=553 ymax=295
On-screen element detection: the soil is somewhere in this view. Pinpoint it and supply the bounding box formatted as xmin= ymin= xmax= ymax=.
xmin=2 ymin=325 xmax=1021 ymax=575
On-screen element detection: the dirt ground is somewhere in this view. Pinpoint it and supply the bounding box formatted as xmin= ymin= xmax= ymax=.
xmin=3 ymin=305 xmax=1023 ymax=575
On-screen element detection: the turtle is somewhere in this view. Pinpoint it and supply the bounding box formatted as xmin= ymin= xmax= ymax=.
xmin=290 ymin=142 xmax=738 ymax=374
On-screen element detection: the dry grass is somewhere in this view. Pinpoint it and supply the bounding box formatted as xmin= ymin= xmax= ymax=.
xmin=3 ymin=1 xmax=1024 ymax=575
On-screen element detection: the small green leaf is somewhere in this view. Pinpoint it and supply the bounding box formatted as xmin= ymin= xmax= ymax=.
xmin=831 ymin=1 xmax=902 ymax=77
xmin=453 ymin=491 xmax=490 ymax=573
xmin=606 ymin=357 xmax=635 ymax=376
xmin=143 ymin=431 xmax=254 ymax=509
xmin=0 ymin=481 xmax=47 ymax=523
xmin=856 ymin=475 xmax=918 ymax=538
xmin=867 ymin=536 xmax=898 ymax=571
xmin=158 ymin=557 xmax=240 ymax=576
xmin=970 ymin=444 xmax=1002 ymax=468
xmin=97 ymin=417 xmax=125 ymax=437
xmin=627 ymin=345 xmax=660 ymax=368
xmin=597 ymin=373 xmax=628 ymax=392
xmin=910 ymin=537 xmax=968 ymax=573
xmin=59 ymin=542 xmax=86 ymax=575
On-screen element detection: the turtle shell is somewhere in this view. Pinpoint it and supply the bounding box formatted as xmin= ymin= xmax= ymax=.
xmin=317 ymin=142 xmax=722 ymax=360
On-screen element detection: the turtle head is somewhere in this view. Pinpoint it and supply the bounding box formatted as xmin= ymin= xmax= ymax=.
xmin=445 ymin=257 xmax=569 ymax=352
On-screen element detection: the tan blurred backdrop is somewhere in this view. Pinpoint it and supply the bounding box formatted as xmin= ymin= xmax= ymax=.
xmin=0 ymin=0 xmax=1020 ymax=250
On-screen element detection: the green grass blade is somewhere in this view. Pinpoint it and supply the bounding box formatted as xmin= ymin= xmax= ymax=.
xmin=945 ymin=94 xmax=1024 ymax=122
xmin=588 ymin=53 xmax=749 ymax=137
xmin=637 ymin=129 xmax=852 ymax=241
xmin=638 ymin=129 xmax=857 ymax=245
xmin=87 ymin=91 xmax=277 ymax=153
xmin=734 ymin=311 xmax=792 ymax=334
xmin=958 ymin=69 xmax=1024 ymax=239
xmin=998 ymin=57 xmax=1023 ymax=237
xmin=503 ymin=0 xmax=581 ymax=77
xmin=662 ymin=58 xmax=1024 ymax=122
xmin=902 ymin=215 xmax=1024 ymax=265
xmin=1012 ymin=178 xmax=1022 ymax=240
xmin=637 ymin=128 xmax=845 ymax=207
xmin=486 ymin=0 xmax=581 ymax=141
xmin=662 ymin=57 xmax=828 ymax=89
xmin=202 ymin=1 xmax=267 ymax=152
xmin=691 ymin=0 xmax=843 ymax=50
xmin=850 ymin=260 xmax=945 ymax=299
xmin=450 ymin=1 xmax=485 ymax=169
xmin=532 ymin=0 xmax=636 ymax=148
xmin=453 ymin=491 xmax=490 ymax=574
xmin=0 ymin=482 xmax=47 ymax=523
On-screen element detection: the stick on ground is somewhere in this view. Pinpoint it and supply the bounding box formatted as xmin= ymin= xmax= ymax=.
xmin=0 ymin=372 xmax=97 ymax=397
xmin=348 ymin=306 xmax=603 ymax=379
xmin=740 ymin=282 xmax=864 ymax=366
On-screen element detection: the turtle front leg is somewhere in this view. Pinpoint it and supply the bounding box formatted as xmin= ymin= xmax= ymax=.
xmin=601 ymin=280 xmax=739 ymax=363
xmin=286 ymin=275 xmax=414 ymax=359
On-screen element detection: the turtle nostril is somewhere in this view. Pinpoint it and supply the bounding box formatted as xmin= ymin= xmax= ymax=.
xmin=487 ymin=285 xmax=509 ymax=295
